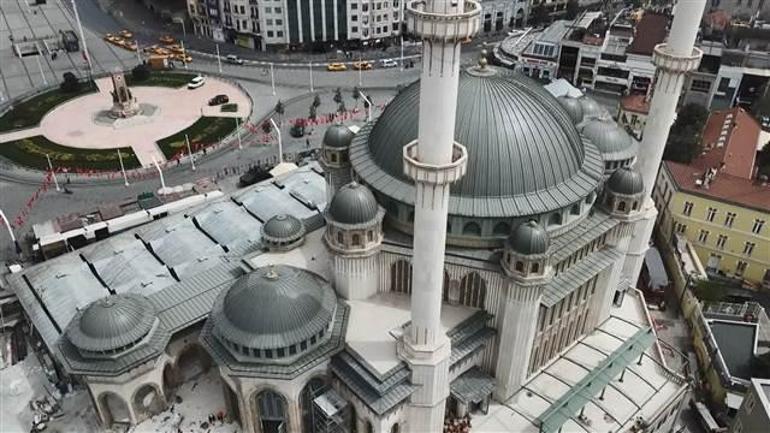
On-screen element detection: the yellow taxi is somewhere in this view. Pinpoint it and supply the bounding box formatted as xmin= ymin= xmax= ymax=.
xmin=119 ymin=30 xmax=134 ymax=39
xmin=352 ymin=61 xmax=373 ymax=70
xmin=327 ymin=63 xmax=348 ymax=71
xmin=159 ymin=35 xmax=176 ymax=45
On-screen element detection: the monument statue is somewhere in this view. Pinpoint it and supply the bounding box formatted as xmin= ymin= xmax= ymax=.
xmin=109 ymin=71 xmax=139 ymax=118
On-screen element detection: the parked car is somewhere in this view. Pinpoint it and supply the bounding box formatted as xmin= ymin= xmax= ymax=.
xmin=159 ymin=35 xmax=175 ymax=45
xmin=239 ymin=166 xmax=271 ymax=187
xmin=380 ymin=58 xmax=398 ymax=68
xmin=352 ymin=61 xmax=373 ymax=70
xmin=118 ymin=29 xmax=133 ymax=39
xmin=327 ymin=62 xmax=347 ymax=71
xmin=208 ymin=94 xmax=229 ymax=106
xmin=187 ymin=75 xmax=206 ymax=89
xmin=226 ymin=54 xmax=244 ymax=65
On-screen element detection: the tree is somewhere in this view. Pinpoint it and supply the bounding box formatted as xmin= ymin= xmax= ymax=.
xmin=261 ymin=120 xmax=272 ymax=134
xmin=309 ymin=105 xmax=317 ymax=120
xmin=751 ymin=80 xmax=770 ymax=120
xmin=312 ymin=94 xmax=321 ymax=108
xmin=565 ymin=0 xmax=579 ymax=20
xmin=352 ymin=86 xmax=361 ymax=107
xmin=274 ymin=100 xmax=285 ymax=117
xmin=337 ymin=101 xmax=347 ymax=114
xmin=131 ymin=64 xmax=151 ymax=82
xmin=757 ymin=142 xmax=770 ymax=177
xmin=333 ymin=87 xmax=343 ymax=104
xmin=693 ymin=279 xmax=729 ymax=303
xmin=530 ymin=4 xmax=549 ymax=27
xmin=663 ymin=103 xmax=709 ymax=164
xmin=60 ymin=72 xmax=80 ymax=93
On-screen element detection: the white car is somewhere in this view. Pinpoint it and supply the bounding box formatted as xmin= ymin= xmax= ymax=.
xmin=226 ymin=54 xmax=244 ymax=65
xmin=380 ymin=58 xmax=398 ymax=68
xmin=187 ymin=75 xmax=206 ymax=89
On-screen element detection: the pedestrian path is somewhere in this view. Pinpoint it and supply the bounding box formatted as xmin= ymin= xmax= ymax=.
xmin=0 ymin=126 xmax=40 ymax=144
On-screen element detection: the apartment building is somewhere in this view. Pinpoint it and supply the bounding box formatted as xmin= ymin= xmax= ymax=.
xmin=654 ymin=107 xmax=770 ymax=288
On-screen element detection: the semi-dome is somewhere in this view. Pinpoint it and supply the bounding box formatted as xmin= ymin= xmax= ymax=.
xmin=507 ymin=220 xmax=550 ymax=256
xmin=211 ymin=265 xmax=336 ymax=352
xmin=579 ymin=97 xmax=609 ymax=120
xmin=607 ymin=167 xmax=644 ymax=195
xmin=328 ymin=182 xmax=380 ymax=225
xmin=557 ymin=96 xmax=584 ymax=124
xmin=66 ymin=293 xmax=156 ymax=353
xmin=323 ymin=124 xmax=355 ymax=149
xmin=581 ymin=119 xmax=638 ymax=162
xmin=261 ymin=214 xmax=305 ymax=250
xmin=350 ymin=67 xmax=604 ymax=220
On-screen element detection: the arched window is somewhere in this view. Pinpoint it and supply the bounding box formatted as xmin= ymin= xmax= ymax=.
xmin=459 ymin=272 xmax=487 ymax=308
xmin=570 ymin=204 xmax=581 ymax=215
xmin=331 ymin=153 xmax=338 ymax=163
xmin=531 ymin=262 xmax=540 ymax=273
xmin=301 ymin=378 xmax=327 ymax=432
xmin=367 ymin=231 xmax=374 ymax=242
xmin=463 ymin=221 xmax=482 ymax=236
xmin=548 ymin=212 xmax=562 ymax=226
xmin=515 ymin=261 xmax=524 ymax=272
xmin=352 ymin=234 xmax=361 ymax=246
xmin=366 ymin=420 xmax=374 ymax=433
xmin=632 ymin=201 xmax=638 ymax=210
xmin=99 ymin=392 xmax=131 ymax=426
xmin=408 ymin=211 xmax=415 ymax=223
xmin=607 ymin=197 xmax=615 ymax=208
xmin=390 ymin=260 xmax=413 ymax=294
xmin=442 ymin=271 xmax=450 ymax=302
xmin=256 ymin=390 xmax=288 ymax=433
xmin=493 ymin=221 xmax=510 ymax=236
xmin=391 ymin=423 xmax=401 ymax=433
xmin=337 ymin=231 xmax=344 ymax=245
xmin=617 ymin=201 xmax=626 ymax=212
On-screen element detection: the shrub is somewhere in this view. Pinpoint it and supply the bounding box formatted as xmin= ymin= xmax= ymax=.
xmin=131 ymin=64 xmax=151 ymax=82
xmin=60 ymin=72 xmax=80 ymax=93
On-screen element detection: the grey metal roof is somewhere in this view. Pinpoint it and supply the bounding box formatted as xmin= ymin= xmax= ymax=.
xmin=579 ymin=97 xmax=610 ymax=120
xmin=709 ymin=320 xmax=758 ymax=381
xmin=331 ymin=351 xmax=415 ymax=416
xmin=557 ymin=96 xmax=585 ymax=124
xmin=323 ymin=124 xmax=355 ymax=149
xmin=507 ymin=220 xmax=550 ymax=255
xmin=543 ymin=247 xmax=624 ymax=306
xmin=210 ymin=265 xmax=336 ymax=350
xmin=581 ymin=119 xmax=638 ymax=162
xmin=261 ymin=214 xmax=305 ymax=243
xmin=607 ymin=167 xmax=644 ymax=195
xmin=450 ymin=367 xmax=496 ymax=404
xmin=351 ymin=70 xmax=604 ymax=219
xmin=65 ymin=293 xmax=155 ymax=352
xmin=82 ymin=237 xmax=175 ymax=295
xmin=328 ymin=182 xmax=381 ymax=225
xmin=192 ymin=200 xmax=263 ymax=253
xmin=550 ymin=210 xmax=619 ymax=263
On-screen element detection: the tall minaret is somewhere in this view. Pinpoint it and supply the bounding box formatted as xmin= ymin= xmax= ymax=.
xmin=622 ymin=0 xmax=705 ymax=283
xmin=399 ymin=1 xmax=480 ymax=432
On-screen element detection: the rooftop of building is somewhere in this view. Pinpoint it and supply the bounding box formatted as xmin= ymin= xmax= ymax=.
xmin=708 ymin=319 xmax=759 ymax=382
xmin=627 ymin=11 xmax=669 ymax=56
xmin=522 ymin=20 xmax=573 ymax=58
xmin=472 ymin=290 xmax=687 ymax=433
xmin=664 ymin=108 xmax=770 ymax=212
xmin=620 ymin=93 xmax=650 ymax=114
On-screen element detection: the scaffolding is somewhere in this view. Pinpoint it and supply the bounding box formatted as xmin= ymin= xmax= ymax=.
xmin=311 ymin=387 xmax=350 ymax=433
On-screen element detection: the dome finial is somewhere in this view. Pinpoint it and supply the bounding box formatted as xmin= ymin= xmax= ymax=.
xmin=479 ymin=49 xmax=489 ymax=69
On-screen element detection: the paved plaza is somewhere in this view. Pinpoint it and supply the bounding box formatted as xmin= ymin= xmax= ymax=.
xmin=0 ymin=76 xmax=252 ymax=166
xmin=0 ymin=0 xmax=135 ymax=102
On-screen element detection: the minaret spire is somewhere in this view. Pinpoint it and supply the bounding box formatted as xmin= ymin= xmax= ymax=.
xmin=399 ymin=1 xmax=480 ymax=432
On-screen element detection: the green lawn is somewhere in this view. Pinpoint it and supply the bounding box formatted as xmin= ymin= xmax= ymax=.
xmin=156 ymin=116 xmax=241 ymax=159
xmin=126 ymin=72 xmax=197 ymax=88
xmin=0 ymin=85 xmax=94 ymax=132
xmin=0 ymin=136 xmax=140 ymax=171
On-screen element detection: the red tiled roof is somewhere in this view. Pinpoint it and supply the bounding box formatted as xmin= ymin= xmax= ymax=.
xmin=627 ymin=12 xmax=669 ymax=56
xmin=621 ymin=94 xmax=650 ymax=114
xmin=665 ymin=108 xmax=769 ymax=212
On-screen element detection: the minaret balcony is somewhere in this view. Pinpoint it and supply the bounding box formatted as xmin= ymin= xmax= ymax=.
xmin=402 ymin=140 xmax=467 ymax=185
xmin=652 ymin=44 xmax=702 ymax=74
xmin=405 ymin=0 xmax=481 ymax=43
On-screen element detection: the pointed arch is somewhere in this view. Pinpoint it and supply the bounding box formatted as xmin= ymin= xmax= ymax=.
xmin=493 ymin=221 xmax=510 ymax=236
xmin=463 ymin=221 xmax=482 ymax=236
xmin=390 ymin=259 xmax=413 ymax=294
xmin=459 ymin=272 xmax=487 ymax=309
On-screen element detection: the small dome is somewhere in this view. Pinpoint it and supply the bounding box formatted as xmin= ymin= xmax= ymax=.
xmin=66 ymin=294 xmax=155 ymax=353
xmin=581 ymin=119 xmax=637 ymax=162
xmin=262 ymin=214 xmax=305 ymax=245
xmin=557 ymin=96 xmax=584 ymax=124
xmin=608 ymin=167 xmax=644 ymax=195
xmin=323 ymin=124 xmax=355 ymax=149
xmin=507 ymin=220 xmax=550 ymax=256
xmin=579 ymin=97 xmax=609 ymax=120
xmin=212 ymin=265 xmax=336 ymax=351
xmin=328 ymin=182 xmax=380 ymax=224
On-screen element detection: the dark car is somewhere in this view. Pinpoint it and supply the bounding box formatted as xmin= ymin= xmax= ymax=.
xmin=208 ymin=94 xmax=229 ymax=106
xmin=238 ymin=166 xmax=271 ymax=187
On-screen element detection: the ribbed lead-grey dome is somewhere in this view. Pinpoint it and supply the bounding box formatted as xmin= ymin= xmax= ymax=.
xmin=508 ymin=220 xmax=550 ymax=255
xmin=581 ymin=119 xmax=638 ymax=162
xmin=211 ymin=265 xmax=336 ymax=350
xmin=328 ymin=182 xmax=380 ymax=224
xmin=323 ymin=124 xmax=355 ymax=149
xmin=608 ymin=167 xmax=644 ymax=195
xmin=262 ymin=214 xmax=304 ymax=240
xmin=557 ymin=96 xmax=584 ymax=124
xmin=350 ymin=67 xmax=604 ymax=219
xmin=579 ymin=97 xmax=608 ymax=120
xmin=66 ymin=293 xmax=156 ymax=353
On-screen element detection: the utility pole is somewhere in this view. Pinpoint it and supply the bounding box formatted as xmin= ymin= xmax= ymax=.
xmin=270 ymin=118 xmax=282 ymax=163
xmin=71 ymin=0 xmax=93 ymax=74
xmin=309 ymin=62 xmax=314 ymax=92
xmin=0 ymin=209 xmax=21 ymax=256
xmin=117 ymin=149 xmax=129 ymax=187
xmin=181 ymin=40 xmax=188 ymax=69
xmin=35 ymin=54 xmax=47 ymax=86
xmin=235 ymin=117 xmax=243 ymax=150
xmin=185 ymin=134 xmax=196 ymax=171
xmin=360 ymin=92 xmax=372 ymax=123
xmin=45 ymin=154 xmax=60 ymax=192
xmin=151 ymin=157 xmax=167 ymax=193
xmin=270 ymin=63 xmax=276 ymax=95
xmin=216 ymin=44 xmax=222 ymax=73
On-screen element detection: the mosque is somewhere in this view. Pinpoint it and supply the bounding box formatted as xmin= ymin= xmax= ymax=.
xmin=8 ymin=1 xmax=707 ymax=433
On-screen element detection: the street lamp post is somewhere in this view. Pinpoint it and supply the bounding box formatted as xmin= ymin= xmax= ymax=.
xmin=269 ymin=118 xmax=282 ymax=164
xmin=70 ymin=0 xmax=93 ymax=73
xmin=45 ymin=154 xmax=60 ymax=192
xmin=185 ymin=134 xmax=196 ymax=171
xmin=235 ymin=117 xmax=243 ymax=150
xmin=358 ymin=54 xmax=363 ymax=86
xmin=35 ymin=54 xmax=47 ymax=86
xmin=270 ymin=63 xmax=276 ymax=95
xmin=309 ymin=62 xmax=314 ymax=92
xmin=181 ymin=40 xmax=188 ymax=69
xmin=0 ymin=209 xmax=21 ymax=256
xmin=359 ymin=92 xmax=372 ymax=123
xmin=216 ymin=44 xmax=222 ymax=73
xmin=117 ymin=149 xmax=129 ymax=186
xmin=151 ymin=157 xmax=168 ymax=193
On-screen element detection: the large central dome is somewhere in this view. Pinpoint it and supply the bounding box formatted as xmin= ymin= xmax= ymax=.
xmin=350 ymin=66 xmax=603 ymax=220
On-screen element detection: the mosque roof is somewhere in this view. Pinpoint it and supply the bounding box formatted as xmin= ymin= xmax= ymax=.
xmin=323 ymin=124 xmax=355 ymax=149
xmin=608 ymin=167 xmax=644 ymax=195
xmin=261 ymin=214 xmax=305 ymax=242
xmin=65 ymin=293 xmax=155 ymax=353
xmin=328 ymin=182 xmax=381 ymax=225
xmin=557 ymin=96 xmax=584 ymax=124
xmin=351 ymin=67 xmax=604 ymax=218
xmin=581 ymin=119 xmax=638 ymax=162
xmin=507 ymin=220 xmax=550 ymax=256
